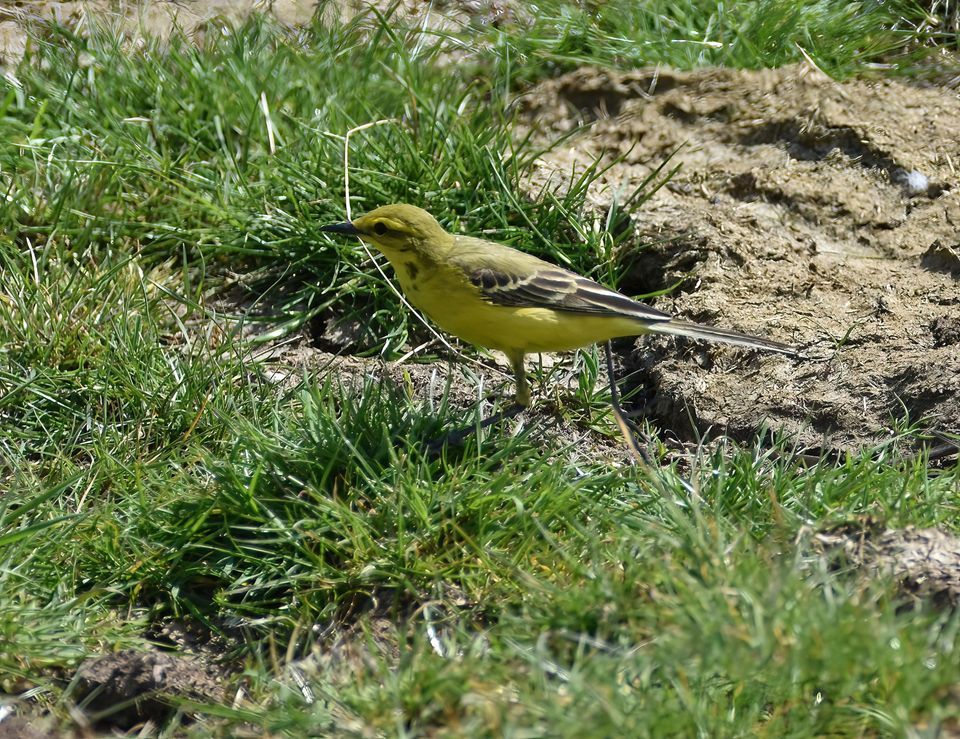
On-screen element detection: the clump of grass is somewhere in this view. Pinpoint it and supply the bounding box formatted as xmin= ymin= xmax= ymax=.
xmin=478 ymin=0 xmax=952 ymax=86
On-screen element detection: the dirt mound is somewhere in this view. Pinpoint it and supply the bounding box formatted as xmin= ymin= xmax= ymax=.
xmin=517 ymin=65 xmax=960 ymax=453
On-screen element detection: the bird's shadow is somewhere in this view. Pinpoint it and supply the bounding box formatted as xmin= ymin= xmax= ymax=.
xmin=422 ymin=402 xmax=526 ymax=456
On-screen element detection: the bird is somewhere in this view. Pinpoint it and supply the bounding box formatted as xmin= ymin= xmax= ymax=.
xmin=321 ymin=204 xmax=799 ymax=409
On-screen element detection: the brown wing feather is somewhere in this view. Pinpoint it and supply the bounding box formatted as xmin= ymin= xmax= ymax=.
xmin=468 ymin=266 xmax=672 ymax=324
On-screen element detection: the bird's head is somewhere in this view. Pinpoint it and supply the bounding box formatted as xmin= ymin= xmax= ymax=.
xmin=321 ymin=204 xmax=450 ymax=258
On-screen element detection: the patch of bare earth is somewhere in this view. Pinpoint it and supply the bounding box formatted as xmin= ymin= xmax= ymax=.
xmin=66 ymin=618 xmax=238 ymax=733
xmin=517 ymin=64 xmax=960 ymax=455
xmin=810 ymin=519 xmax=960 ymax=609
xmin=73 ymin=649 xmax=229 ymax=729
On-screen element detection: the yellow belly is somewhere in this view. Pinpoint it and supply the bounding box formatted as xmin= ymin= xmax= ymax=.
xmin=406 ymin=279 xmax=645 ymax=353
xmin=439 ymin=303 xmax=646 ymax=353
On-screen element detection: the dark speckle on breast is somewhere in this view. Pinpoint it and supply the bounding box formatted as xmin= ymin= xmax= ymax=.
xmin=405 ymin=263 xmax=420 ymax=281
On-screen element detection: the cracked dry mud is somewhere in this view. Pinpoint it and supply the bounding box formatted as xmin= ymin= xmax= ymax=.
xmin=517 ymin=64 xmax=960 ymax=454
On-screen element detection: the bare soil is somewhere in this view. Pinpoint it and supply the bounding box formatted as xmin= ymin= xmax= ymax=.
xmin=811 ymin=519 xmax=960 ymax=609
xmin=74 ymin=649 xmax=230 ymax=729
xmin=516 ymin=64 xmax=960 ymax=454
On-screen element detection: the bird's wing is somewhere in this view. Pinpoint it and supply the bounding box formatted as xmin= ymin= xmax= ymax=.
xmin=466 ymin=262 xmax=672 ymax=324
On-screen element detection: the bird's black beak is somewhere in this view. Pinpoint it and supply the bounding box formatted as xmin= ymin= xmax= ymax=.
xmin=320 ymin=221 xmax=362 ymax=236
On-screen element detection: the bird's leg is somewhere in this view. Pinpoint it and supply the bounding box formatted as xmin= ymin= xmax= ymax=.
xmin=508 ymin=350 xmax=531 ymax=408
xmin=604 ymin=341 xmax=653 ymax=465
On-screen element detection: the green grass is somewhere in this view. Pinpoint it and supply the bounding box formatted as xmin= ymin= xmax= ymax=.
xmin=1 ymin=2 xmax=958 ymax=735
xmin=480 ymin=0 xmax=953 ymax=85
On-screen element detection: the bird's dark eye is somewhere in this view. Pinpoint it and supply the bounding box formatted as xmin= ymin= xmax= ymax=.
xmin=373 ymin=222 xmax=388 ymax=235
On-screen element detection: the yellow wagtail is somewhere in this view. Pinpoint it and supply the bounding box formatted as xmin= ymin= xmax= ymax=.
xmin=321 ymin=204 xmax=799 ymax=408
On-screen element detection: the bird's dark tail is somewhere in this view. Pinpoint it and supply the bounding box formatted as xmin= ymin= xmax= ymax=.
xmin=651 ymin=320 xmax=801 ymax=357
